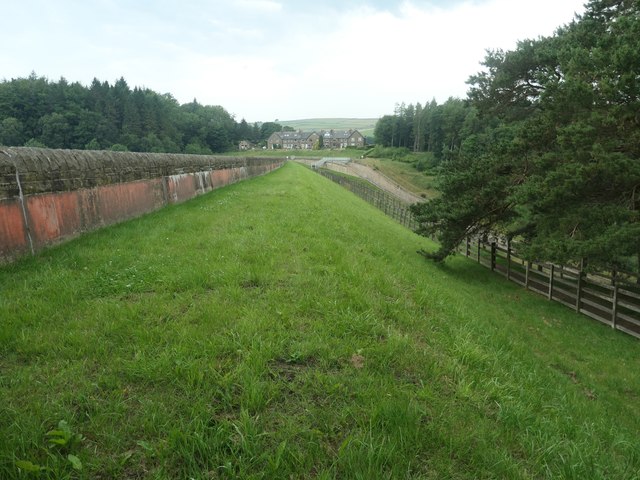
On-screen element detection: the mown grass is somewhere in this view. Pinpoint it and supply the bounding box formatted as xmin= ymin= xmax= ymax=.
xmin=1 ymin=162 xmax=640 ymax=479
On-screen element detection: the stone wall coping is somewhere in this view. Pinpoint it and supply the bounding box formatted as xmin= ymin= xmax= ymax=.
xmin=0 ymin=147 xmax=283 ymax=198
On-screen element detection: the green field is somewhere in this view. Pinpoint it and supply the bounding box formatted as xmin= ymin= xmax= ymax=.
xmin=279 ymin=118 xmax=378 ymax=138
xmin=2 ymin=162 xmax=640 ymax=478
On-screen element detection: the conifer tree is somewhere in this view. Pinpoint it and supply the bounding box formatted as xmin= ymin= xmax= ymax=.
xmin=412 ymin=0 xmax=640 ymax=270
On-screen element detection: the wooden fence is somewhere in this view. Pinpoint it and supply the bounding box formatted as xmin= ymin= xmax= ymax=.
xmin=459 ymin=236 xmax=640 ymax=339
xmin=316 ymin=168 xmax=417 ymax=230
xmin=314 ymin=164 xmax=640 ymax=341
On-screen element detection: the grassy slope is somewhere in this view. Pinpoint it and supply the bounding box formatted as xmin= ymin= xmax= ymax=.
xmin=357 ymin=157 xmax=438 ymax=199
xmin=1 ymin=162 xmax=639 ymax=479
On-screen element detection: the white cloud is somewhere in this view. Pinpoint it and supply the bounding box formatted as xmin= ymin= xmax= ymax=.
xmin=235 ymin=0 xmax=283 ymax=13
xmin=1 ymin=0 xmax=586 ymax=121
xmin=170 ymin=54 xmax=297 ymax=120
xmin=243 ymin=0 xmax=586 ymax=118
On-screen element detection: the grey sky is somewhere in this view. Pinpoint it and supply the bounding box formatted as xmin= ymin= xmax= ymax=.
xmin=2 ymin=1 xmax=586 ymax=122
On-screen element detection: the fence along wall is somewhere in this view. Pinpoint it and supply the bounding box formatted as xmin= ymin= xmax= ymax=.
xmin=0 ymin=147 xmax=284 ymax=262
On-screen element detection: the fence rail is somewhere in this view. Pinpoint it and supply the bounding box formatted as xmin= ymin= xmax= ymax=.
xmin=316 ymin=168 xmax=417 ymax=230
xmin=459 ymin=237 xmax=640 ymax=339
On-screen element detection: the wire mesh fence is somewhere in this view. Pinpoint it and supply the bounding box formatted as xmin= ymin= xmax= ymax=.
xmin=316 ymin=168 xmax=418 ymax=230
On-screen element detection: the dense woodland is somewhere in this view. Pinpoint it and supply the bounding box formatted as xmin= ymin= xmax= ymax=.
xmin=0 ymin=75 xmax=286 ymax=153
xmin=379 ymin=0 xmax=639 ymax=273
xmin=374 ymin=98 xmax=477 ymax=167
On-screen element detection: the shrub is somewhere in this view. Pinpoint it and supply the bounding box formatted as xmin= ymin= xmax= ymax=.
xmin=109 ymin=143 xmax=128 ymax=152
xmin=365 ymin=146 xmax=412 ymax=161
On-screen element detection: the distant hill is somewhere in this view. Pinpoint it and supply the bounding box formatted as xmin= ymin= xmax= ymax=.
xmin=279 ymin=118 xmax=378 ymax=137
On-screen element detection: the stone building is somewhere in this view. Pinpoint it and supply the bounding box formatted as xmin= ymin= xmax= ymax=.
xmin=321 ymin=130 xmax=365 ymax=149
xmin=267 ymin=131 xmax=320 ymax=150
xmin=267 ymin=129 xmax=365 ymax=150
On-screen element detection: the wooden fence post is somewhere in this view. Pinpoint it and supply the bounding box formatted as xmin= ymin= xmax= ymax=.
xmin=506 ymin=239 xmax=511 ymax=280
xmin=548 ymin=264 xmax=555 ymax=300
xmin=477 ymin=239 xmax=481 ymax=263
xmin=612 ymin=272 xmax=618 ymax=330
xmin=466 ymin=237 xmax=471 ymax=258
xmin=491 ymin=242 xmax=497 ymax=271
xmin=525 ymin=261 xmax=531 ymax=289
xmin=576 ymin=260 xmax=583 ymax=313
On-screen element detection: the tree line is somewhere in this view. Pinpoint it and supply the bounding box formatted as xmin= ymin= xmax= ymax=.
xmin=0 ymin=74 xmax=285 ymax=153
xmin=395 ymin=0 xmax=639 ymax=273
xmin=374 ymin=98 xmax=479 ymax=167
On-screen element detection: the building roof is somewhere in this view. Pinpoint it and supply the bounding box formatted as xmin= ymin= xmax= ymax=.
xmin=272 ymin=131 xmax=317 ymax=141
xmin=322 ymin=130 xmax=361 ymax=139
xmin=269 ymin=129 xmax=363 ymax=142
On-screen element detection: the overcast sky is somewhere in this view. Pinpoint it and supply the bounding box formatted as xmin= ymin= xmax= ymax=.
xmin=3 ymin=0 xmax=586 ymax=122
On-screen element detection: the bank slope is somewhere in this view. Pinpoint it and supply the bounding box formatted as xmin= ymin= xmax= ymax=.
xmin=1 ymin=162 xmax=639 ymax=479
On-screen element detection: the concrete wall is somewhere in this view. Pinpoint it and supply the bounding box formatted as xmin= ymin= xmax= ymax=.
xmin=0 ymin=147 xmax=284 ymax=262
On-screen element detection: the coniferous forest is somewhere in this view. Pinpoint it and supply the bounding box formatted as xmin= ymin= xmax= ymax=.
xmin=376 ymin=0 xmax=639 ymax=273
xmin=0 ymin=74 xmax=280 ymax=153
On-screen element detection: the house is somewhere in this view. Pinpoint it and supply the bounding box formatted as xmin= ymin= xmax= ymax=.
xmin=267 ymin=129 xmax=365 ymax=150
xmin=238 ymin=140 xmax=253 ymax=151
xmin=321 ymin=129 xmax=365 ymax=149
xmin=267 ymin=131 xmax=319 ymax=150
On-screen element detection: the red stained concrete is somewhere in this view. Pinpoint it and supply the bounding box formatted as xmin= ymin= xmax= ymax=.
xmin=23 ymin=179 xmax=165 ymax=249
xmin=167 ymin=174 xmax=197 ymax=203
xmin=93 ymin=179 xmax=165 ymax=225
xmin=0 ymin=201 xmax=28 ymax=258
xmin=210 ymin=169 xmax=233 ymax=189
xmin=27 ymin=191 xmax=83 ymax=249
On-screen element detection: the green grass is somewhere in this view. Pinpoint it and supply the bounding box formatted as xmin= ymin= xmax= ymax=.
xmin=1 ymin=162 xmax=640 ymax=479
xmin=357 ymin=157 xmax=438 ymax=199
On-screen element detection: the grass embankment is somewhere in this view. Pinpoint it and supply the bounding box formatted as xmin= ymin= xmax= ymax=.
xmin=1 ymin=162 xmax=639 ymax=478
xmin=357 ymin=157 xmax=438 ymax=199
